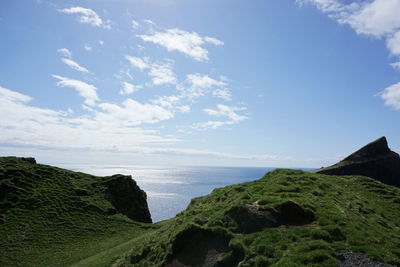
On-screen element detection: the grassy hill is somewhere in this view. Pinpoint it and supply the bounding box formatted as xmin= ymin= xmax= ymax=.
xmin=1 ymin=157 xmax=399 ymax=266
xmin=114 ymin=169 xmax=400 ymax=266
xmin=0 ymin=157 xmax=156 ymax=266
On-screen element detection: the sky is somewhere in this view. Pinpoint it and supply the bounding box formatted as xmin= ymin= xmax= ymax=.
xmin=1 ymin=0 xmax=400 ymax=168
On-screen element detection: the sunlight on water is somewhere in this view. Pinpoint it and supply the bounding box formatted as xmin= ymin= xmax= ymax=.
xmin=57 ymin=164 xmax=274 ymax=222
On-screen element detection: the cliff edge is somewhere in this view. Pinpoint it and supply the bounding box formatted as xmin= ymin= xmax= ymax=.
xmin=103 ymin=174 xmax=152 ymax=223
xmin=0 ymin=157 xmax=152 ymax=266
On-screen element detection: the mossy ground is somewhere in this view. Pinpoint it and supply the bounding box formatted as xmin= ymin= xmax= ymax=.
xmin=115 ymin=169 xmax=400 ymax=267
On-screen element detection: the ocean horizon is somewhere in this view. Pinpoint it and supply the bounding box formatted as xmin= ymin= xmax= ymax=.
xmin=54 ymin=164 xmax=311 ymax=222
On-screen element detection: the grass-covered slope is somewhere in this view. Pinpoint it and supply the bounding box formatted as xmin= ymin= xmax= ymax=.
xmin=0 ymin=157 xmax=155 ymax=267
xmin=115 ymin=169 xmax=400 ymax=267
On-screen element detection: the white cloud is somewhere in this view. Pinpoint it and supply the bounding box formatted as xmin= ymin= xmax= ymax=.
xmin=114 ymin=67 xmax=134 ymax=81
xmin=191 ymin=120 xmax=236 ymax=130
xmin=137 ymin=28 xmax=223 ymax=61
xmin=125 ymin=55 xmax=150 ymax=70
xmin=387 ymin=31 xmax=400 ymax=56
xmin=84 ymin=44 xmax=92 ymax=51
xmin=99 ymin=40 xmax=105 ymax=45
xmin=125 ymin=55 xmax=176 ymax=85
xmin=132 ymin=19 xmax=140 ymax=30
xmin=187 ymin=73 xmax=227 ymax=88
xmin=177 ymin=105 xmax=191 ymax=113
xmin=212 ymin=88 xmax=232 ymax=101
xmin=143 ymin=19 xmax=155 ymax=25
xmin=0 ymin=86 xmax=177 ymax=153
xmin=204 ymin=36 xmax=224 ymax=46
xmin=57 ymin=48 xmax=72 ymax=58
xmin=339 ymin=0 xmax=400 ymax=38
xmin=1 ymin=86 xmax=292 ymax=164
xmin=52 ymin=75 xmax=98 ymax=106
xmin=0 ymin=86 xmax=32 ymax=103
xmin=148 ymin=62 xmax=176 ymax=85
xmin=151 ymin=95 xmax=181 ymax=109
xmin=297 ymin=0 xmax=351 ymax=13
xmin=390 ymin=61 xmax=400 ymax=71
xmin=145 ymin=73 xmax=232 ymax=114
xmin=150 ymin=95 xmax=192 ymax=114
xmin=59 ymin=6 xmax=111 ymax=29
xmin=378 ymin=82 xmax=400 ymax=110
xmin=298 ymin=0 xmax=400 ymax=110
xmin=96 ymin=99 xmax=174 ymax=126
xmin=61 ymin=58 xmax=90 ymax=73
xmin=204 ymin=104 xmax=247 ymax=122
xmin=192 ymin=104 xmax=247 ymax=130
xmin=120 ymin=81 xmax=143 ymax=95
xmin=298 ymin=0 xmax=400 ymax=56
xmin=178 ymin=74 xmax=229 ymax=101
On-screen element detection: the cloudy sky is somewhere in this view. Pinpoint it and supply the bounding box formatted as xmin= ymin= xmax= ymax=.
xmin=1 ymin=0 xmax=400 ymax=167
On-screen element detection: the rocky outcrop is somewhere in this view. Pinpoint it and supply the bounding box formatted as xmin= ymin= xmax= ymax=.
xmin=103 ymin=174 xmax=152 ymax=223
xmin=164 ymin=225 xmax=243 ymax=267
xmin=228 ymin=201 xmax=314 ymax=233
xmin=315 ymin=137 xmax=400 ymax=187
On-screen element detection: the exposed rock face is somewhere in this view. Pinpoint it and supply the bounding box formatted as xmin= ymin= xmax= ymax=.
xmin=103 ymin=174 xmax=152 ymax=223
xmin=165 ymin=225 xmax=243 ymax=267
xmin=316 ymin=137 xmax=400 ymax=187
xmin=228 ymin=201 xmax=314 ymax=234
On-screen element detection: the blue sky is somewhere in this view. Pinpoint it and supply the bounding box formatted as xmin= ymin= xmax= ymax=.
xmin=1 ymin=0 xmax=400 ymax=167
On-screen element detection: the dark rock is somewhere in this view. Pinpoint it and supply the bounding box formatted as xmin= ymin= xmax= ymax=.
xmin=165 ymin=225 xmax=242 ymax=267
xmin=105 ymin=208 xmax=117 ymax=216
xmin=228 ymin=203 xmax=281 ymax=233
xmin=228 ymin=201 xmax=314 ymax=233
xmin=338 ymin=250 xmax=396 ymax=267
xmin=315 ymin=137 xmax=400 ymax=187
xmin=103 ymin=174 xmax=152 ymax=223
xmin=276 ymin=200 xmax=315 ymax=225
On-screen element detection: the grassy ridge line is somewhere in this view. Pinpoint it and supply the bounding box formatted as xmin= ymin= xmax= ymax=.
xmin=113 ymin=169 xmax=400 ymax=266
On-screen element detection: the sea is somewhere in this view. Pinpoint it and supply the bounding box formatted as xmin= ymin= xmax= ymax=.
xmin=57 ymin=164 xmax=276 ymax=222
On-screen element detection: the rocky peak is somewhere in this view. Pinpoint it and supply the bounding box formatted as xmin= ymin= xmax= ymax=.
xmin=343 ymin=136 xmax=391 ymax=162
xmin=316 ymin=136 xmax=400 ymax=187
